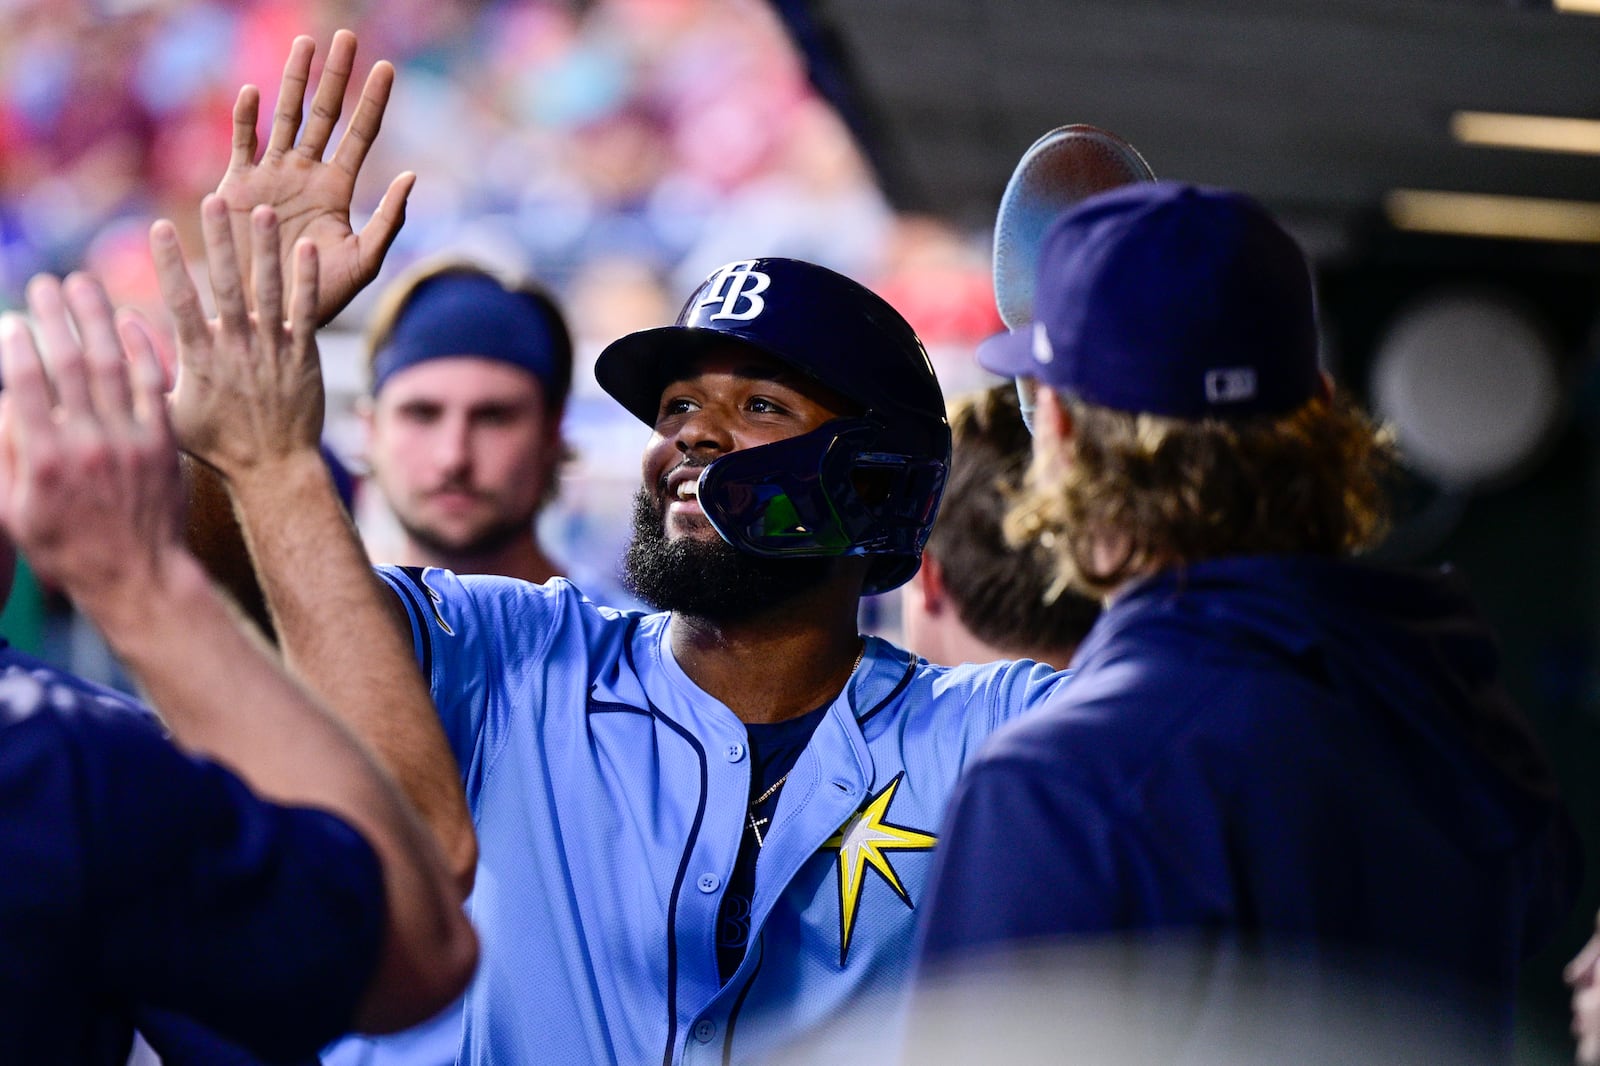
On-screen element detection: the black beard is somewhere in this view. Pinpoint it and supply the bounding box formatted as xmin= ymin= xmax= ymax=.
xmin=622 ymin=487 xmax=832 ymax=620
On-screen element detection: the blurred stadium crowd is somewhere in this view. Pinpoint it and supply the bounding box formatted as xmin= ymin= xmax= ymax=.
xmin=0 ymin=0 xmax=1002 ymax=351
xmin=0 ymin=0 xmax=1004 ymax=668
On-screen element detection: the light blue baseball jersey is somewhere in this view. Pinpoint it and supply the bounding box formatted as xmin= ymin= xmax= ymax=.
xmin=376 ymin=567 xmax=1070 ymax=1065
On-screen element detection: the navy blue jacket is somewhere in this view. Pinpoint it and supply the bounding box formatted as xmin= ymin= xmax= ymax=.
xmin=915 ymin=555 xmax=1580 ymax=1058
xmin=0 ymin=645 xmax=383 ymax=1064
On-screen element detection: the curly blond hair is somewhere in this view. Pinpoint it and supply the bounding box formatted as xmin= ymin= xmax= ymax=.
xmin=1007 ymin=390 xmax=1397 ymax=599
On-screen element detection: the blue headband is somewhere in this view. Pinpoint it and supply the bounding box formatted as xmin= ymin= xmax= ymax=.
xmin=371 ymin=272 xmax=566 ymax=397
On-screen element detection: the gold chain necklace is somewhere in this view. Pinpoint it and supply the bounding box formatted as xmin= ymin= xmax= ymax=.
xmin=746 ymin=772 xmax=791 ymax=848
xmin=746 ymin=640 xmax=866 ymax=848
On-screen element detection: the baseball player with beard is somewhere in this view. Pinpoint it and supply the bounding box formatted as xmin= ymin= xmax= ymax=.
xmin=165 ymin=203 xmax=1075 ymax=1061
xmin=163 ymin=31 xmax=1193 ymax=1065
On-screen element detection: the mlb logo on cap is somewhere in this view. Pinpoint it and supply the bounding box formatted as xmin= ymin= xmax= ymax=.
xmin=1205 ymin=367 xmax=1258 ymax=405
xmin=978 ymin=181 xmax=1321 ymax=421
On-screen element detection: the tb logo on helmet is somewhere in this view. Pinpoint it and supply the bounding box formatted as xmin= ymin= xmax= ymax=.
xmin=697 ymin=260 xmax=771 ymax=322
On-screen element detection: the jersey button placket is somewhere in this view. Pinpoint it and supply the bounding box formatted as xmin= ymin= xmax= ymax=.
xmin=693 ymin=1018 xmax=717 ymax=1044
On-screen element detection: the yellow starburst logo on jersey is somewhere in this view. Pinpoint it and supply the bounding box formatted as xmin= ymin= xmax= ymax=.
xmin=822 ymin=771 xmax=938 ymax=966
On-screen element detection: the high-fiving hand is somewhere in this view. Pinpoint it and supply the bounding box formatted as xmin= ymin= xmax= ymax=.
xmin=0 ymin=274 xmax=181 ymax=611
xmin=151 ymin=195 xmax=325 ymax=483
xmin=214 ymin=29 xmax=413 ymax=327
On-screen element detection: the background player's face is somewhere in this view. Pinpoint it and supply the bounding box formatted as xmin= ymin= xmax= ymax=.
xmin=641 ymin=345 xmax=853 ymax=543
xmin=366 ymin=357 xmax=559 ymax=557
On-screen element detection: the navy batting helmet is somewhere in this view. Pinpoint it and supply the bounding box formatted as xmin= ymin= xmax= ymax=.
xmin=595 ymin=257 xmax=950 ymax=594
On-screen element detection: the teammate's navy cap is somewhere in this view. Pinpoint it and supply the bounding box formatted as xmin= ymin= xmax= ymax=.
xmin=978 ymin=181 xmax=1320 ymax=420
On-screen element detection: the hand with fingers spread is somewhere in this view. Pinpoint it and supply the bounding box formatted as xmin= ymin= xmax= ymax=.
xmin=153 ymin=195 xmax=325 ymax=482
xmin=157 ymin=159 xmax=479 ymax=912
xmin=214 ymin=28 xmax=413 ymax=327
xmin=0 ymin=274 xmax=183 ymax=609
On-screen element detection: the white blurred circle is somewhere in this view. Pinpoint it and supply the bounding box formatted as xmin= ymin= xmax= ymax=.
xmin=1370 ymin=288 xmax=1561 ymax=488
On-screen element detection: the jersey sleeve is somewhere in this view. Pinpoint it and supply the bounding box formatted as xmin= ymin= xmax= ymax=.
xmin=1000 ymin=659 xmax=1076 ymax=729
xmin=940 ymin=657 xmax=1074 ymax=738
xmin=374 ymin=566 xmax=588 ymax=799
xmin=375 ymin=565 xmax=507 ymax=775
xmin=63 ymin=701 xmax=387 ymax=1061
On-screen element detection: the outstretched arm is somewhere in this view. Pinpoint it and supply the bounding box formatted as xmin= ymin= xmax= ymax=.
xmin=152 ymin=195 xmax=478 ymax=892
xmin=184 ymin=27 xmax=405 ymax=633
xmin=214 ymin=29 xmax=413 ymax=326
xmin=0 ymin=272 xmax=476 ymax=1032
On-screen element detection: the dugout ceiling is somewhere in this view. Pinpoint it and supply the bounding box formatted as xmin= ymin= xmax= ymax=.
xmin=769 ymin=0 xmax=1600 ymax=256
xmin=771 ymin=0 xmax=1600 ymax=491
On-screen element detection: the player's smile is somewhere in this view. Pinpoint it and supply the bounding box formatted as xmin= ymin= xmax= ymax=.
xmin=664 ymin=464 xmax=705 ymax=520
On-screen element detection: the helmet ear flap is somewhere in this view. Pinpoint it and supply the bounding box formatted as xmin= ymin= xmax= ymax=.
xmin=851 ymin=451 xmax=947 ymax=592
xmin=697 ymin=422 xmax=870 ymax=559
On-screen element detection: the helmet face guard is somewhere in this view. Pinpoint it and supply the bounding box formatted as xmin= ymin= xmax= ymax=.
xmin=697 ymin=417 xmax=948 ymax=594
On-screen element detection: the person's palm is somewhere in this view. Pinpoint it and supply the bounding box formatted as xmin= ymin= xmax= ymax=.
xmin=214 ymin=30 xmax=413 ymax=327
xmin=149 ymin=199 xmax=326 ymax=483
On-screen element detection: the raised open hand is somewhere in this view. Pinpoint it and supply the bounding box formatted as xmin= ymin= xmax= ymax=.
xmin=214 ymin=29 xmax=414 ymax=327
xmin=0 ymin=273 xmax=182 ymax=607
xmin=152 ymin=194 xmax=324 ymax=482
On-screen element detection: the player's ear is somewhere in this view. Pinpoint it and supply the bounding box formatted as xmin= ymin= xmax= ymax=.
xmin=913 ymin=551 xmax=948 ymax=615
xmin=1031 ymin=384 xmax=1075 ymax=457
xmin=354 ymin=394 xmax=377 ymax=462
